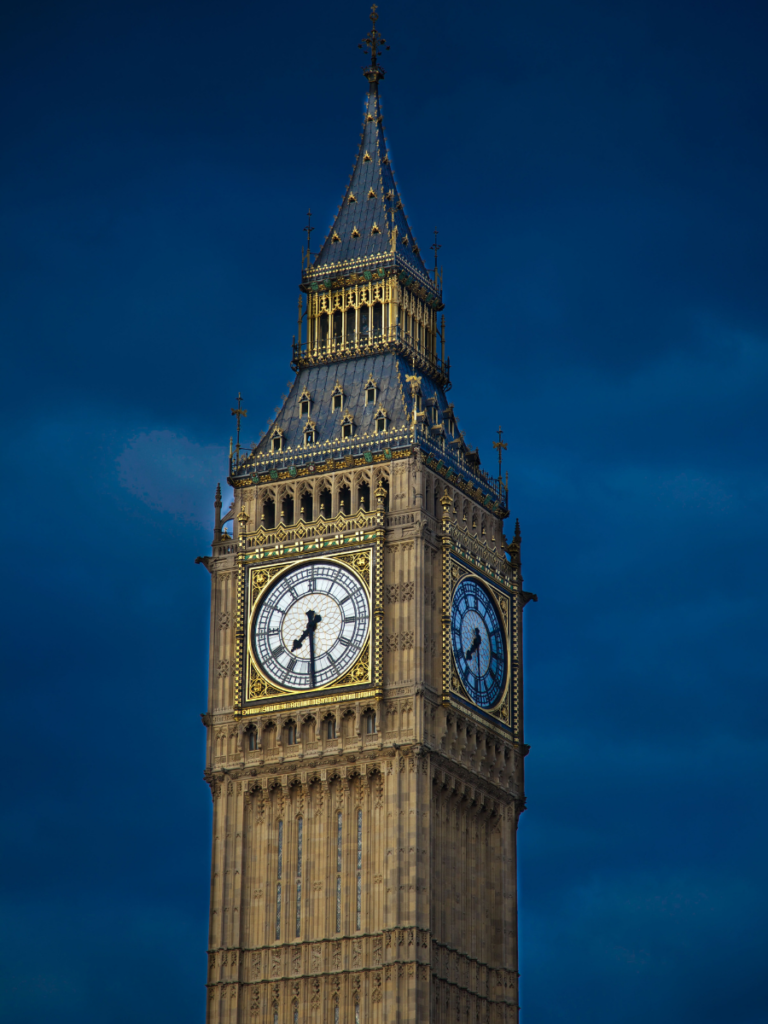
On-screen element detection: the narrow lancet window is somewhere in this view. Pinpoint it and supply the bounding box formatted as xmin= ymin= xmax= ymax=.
xmin=336 ymin=811 xmax=343 ymax=933
xmin=296 ymin=817 xmax=303 ymax=937
xmin=356 ymin=809 xmax=363 ymax=930
xmin=276 ymin=818 xmax=283 ymax=939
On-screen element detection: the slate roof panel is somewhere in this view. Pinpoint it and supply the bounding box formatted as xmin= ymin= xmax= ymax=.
xmin=312 ymin=82 xmax=429 ymax=278
xmin=251 ymin=351 xmax=455 ymax=457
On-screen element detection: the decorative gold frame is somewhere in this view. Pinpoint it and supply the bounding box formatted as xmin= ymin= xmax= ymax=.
xmin=243 ymin=551 xmax=374 ymax=704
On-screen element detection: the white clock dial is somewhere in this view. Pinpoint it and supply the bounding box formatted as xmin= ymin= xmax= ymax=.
xmin=251 ymin=561 xmax=369 ymax=690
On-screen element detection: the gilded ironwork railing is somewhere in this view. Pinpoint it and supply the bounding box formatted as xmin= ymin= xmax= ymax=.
xmin=292 ymin=324 xmax=451 ymax=389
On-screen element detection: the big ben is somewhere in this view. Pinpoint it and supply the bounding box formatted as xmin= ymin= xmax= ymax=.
xmin=199 ymin=9 xmax=534 ymax=1023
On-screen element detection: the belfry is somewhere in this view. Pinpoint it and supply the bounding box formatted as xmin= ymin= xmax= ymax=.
xmin=200 ymin=9 xmax=534 ymax=1022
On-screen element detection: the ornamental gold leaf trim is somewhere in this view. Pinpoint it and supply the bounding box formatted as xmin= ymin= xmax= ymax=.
xmin=498 ymin=594 xmax=510 ymax=631
xmin=251 ymin=565 xmax=283 ymax=601
xmin=334 ymin=548 xmax=371 ymax=582
xmin=248 ymin=666 xmax=270 ymax=700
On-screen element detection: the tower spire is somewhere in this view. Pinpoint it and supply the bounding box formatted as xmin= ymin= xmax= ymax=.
xmin=305 ymin=5 xmax=432 ymax=286
xmin=359 ymin=4 xmax=389 ymax=86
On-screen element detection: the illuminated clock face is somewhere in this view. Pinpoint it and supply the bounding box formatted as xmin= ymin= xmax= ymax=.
xmin=450 ymin=577 xmax=507 ymax=709
xmin=251 ymin=561 xmax=369 ymax=690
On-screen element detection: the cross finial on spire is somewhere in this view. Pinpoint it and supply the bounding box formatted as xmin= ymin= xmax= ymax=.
xmin=303 ymin=209 xmax=314 ymax=268
xmin=492 ymin=425 xmax=508 ymax=488
xmin=359 ymin=4 xmax=389 ymax=84
xmin=430 ymin=228 xmax=442 ymax=282
xmin=231 ymin=392 xmax=248 ymax=456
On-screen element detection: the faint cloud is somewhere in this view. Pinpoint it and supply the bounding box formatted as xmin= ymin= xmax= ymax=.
xmin=116 ymin=430 xmax=227 ymax=526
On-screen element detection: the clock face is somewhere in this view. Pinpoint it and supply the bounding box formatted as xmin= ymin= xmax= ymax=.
xmin=251 ymin=560 xmax=369 ymax=691
xmin=450 ymin=577 xmax=507 ymax=709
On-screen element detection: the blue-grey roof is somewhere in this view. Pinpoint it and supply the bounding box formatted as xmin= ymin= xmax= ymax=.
xmin=308 ymin=81 xmax=430 ymax=280
xmin=250 ymin=351 xmax=451 ymax=456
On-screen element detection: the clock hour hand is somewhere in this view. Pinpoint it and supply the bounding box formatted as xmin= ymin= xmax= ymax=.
xmin=291 ymin=609 xmax=322 ymax=652
xmin=465 ymin=627 xmax=481 ymax=661
xmin=292 ymin=609 xmax=322 ymax=688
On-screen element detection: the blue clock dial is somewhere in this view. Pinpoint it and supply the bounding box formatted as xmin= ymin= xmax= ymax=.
xmin=450 ymin=577 xmax=507 ymax=709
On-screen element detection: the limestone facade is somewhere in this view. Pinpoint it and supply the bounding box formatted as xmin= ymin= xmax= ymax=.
xmin=201 ymin=453 xmax=529 ymax=1023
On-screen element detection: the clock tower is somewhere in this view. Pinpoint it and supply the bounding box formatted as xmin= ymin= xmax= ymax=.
xmin=199 ymin=10 xmax=534 ymax=1023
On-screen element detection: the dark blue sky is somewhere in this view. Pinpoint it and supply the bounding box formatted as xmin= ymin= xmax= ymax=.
xmin=2 ymin=1 xmax=767 ymax=1022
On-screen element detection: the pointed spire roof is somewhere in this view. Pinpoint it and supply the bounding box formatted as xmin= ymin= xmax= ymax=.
xmin=311 ymin=82 xmax=428 ymax=278
xmin=301 ymin=8 xmax=439 ymax=302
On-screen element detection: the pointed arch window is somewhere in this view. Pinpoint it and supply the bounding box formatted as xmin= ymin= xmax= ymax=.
xmin=375 ymin=406 xmax=388 ymax=433
xmin=356 ymin=808 xmax=363 ymax=930
xmin=276 ymin=818 xmax=283 ymax=940
xmin=295 ymin=816 xmax=303 ymax=938
xmin=336 ymin=811 xmax=343 ymax=932
xmin=331 ymin=382 xmax=344 ymax=412
xmin=372 ymin=301 xmax=383 ymax=338
xmin=298 ymin=388 xmax=311 ymax=418
xmin=304 ymin=420 xmax=317 ymax=446
xmin=340 ymin=413 xmax=355 ymax=439
xmin=319 ymin=312 xmax=329 ymax=350
xmin=365 ymin=374 xmax=378 ymax=405
xmin=271 ymin=428 xmax=285 ymax=452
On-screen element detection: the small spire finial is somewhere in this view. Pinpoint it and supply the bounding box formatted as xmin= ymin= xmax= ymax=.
xmin=430 ymin=228 xmax=442 ymax=282
xmin=231 ymin=392 xmax=248 ymax=457
xmin=359 ymin=4 xmax=389 ymax=84
xmin=303 ymin=210 xmax=314 ymax=268
xmin=514 ymin=518 xmax=521 ymax=540
xmin=492 ymin=426 xmax=508 ymax=491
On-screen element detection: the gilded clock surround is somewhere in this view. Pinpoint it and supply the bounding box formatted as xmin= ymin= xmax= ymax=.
xmin=198 ymin=12 xmax=534 ymax=1024
xmin=245 ymin=552 xmax=375 ymax=701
